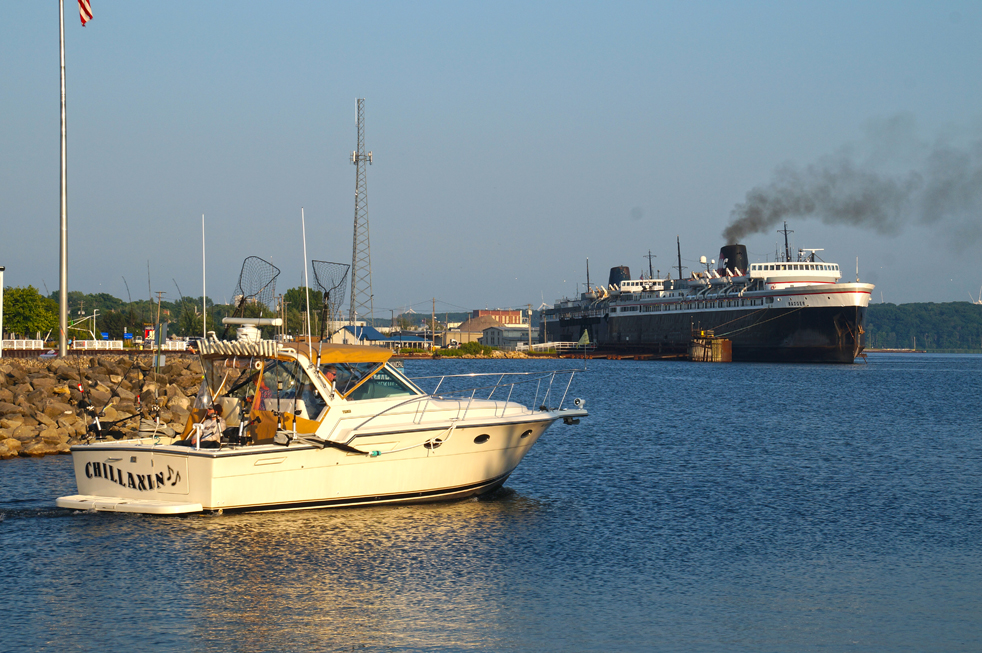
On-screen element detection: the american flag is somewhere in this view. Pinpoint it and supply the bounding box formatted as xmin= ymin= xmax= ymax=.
xmin=78 ymin=0 xmax=92 ymax=26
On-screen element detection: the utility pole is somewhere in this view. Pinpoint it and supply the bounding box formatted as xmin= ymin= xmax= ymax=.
xmin=348 ymin=99 xmax=374 ymax=326
xmin=528 ymin=303 xmax=532 ymax=350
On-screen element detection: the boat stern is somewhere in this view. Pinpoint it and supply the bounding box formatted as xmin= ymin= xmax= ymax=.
xmin=57 ymin=441 xmax=207 ymax=514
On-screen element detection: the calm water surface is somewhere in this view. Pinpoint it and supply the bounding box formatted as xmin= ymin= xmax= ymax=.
xmin=2 ymin=354 xmax=980 ymax=652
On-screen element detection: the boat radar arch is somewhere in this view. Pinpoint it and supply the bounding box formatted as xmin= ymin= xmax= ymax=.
xmin=221 ymin=317 xmax=284 ymax=342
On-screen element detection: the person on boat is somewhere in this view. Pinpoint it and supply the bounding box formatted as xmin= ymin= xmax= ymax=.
xmin=323 ymin=365 xmax=337 ymax=385
xmin=185 ymin=406 xmax=225 ymax=448
xmin=244 ymin=373 xmax=273 ymax=409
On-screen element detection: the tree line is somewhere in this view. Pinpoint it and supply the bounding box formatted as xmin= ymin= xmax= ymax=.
xmin=0 ymin=286 xmax=345 ymax=341
xmin=866 ymin=302 xmax=982 ymax=351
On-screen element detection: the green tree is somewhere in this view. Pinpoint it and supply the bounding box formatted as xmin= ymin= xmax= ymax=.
xmin=3 ymin=286 xmax=58 ymax=338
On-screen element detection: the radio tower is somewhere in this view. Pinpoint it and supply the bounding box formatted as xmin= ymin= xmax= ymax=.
xmin=348 ymin=98 xmax=374 ymax=326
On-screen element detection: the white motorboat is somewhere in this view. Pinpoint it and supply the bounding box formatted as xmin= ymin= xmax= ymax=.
xmin=56 ymin=339 xmax=587 ymax=515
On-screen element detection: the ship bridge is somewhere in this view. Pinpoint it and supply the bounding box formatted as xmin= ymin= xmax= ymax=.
xmin=749 ymin=262 xmax=841 ymax=290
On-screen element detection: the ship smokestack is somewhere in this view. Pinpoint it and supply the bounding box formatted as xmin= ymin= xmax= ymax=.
xmin=608 ymin=266 xmax=630 ymax=289
xmin=717 ymin=244 xmax=748 ymax=275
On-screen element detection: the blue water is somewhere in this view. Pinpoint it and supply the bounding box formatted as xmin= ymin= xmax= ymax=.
xmin=2 ymin=354 xmax=981 ymax=652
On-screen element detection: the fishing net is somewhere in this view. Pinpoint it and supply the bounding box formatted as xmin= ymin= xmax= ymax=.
xmin=232 ymin=256 xmax=281 ymax=312
xmin=312 ymin=260 xmax=350 ymax=338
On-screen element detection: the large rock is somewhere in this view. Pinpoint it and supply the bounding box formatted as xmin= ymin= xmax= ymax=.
xmin=40 ymin=427 xmax=68 ymax=444
xmin=160 ymin=363 xmax=185 ymax=376
xmin=26 ymin=389 xmax=51 ymax=406
xmin=99 ymin=361 xmax=122 ymax=377
xmin=57 ymin=367 xmax=80 ymax=382
xmin=31 ymin=377 xmax=58 ymax=391
xmin=3 ymin=438 xmax=23 ymax=453
xmin=88 ymin=388 xmax=112 ymax=406
xmin=21 ymin=440 xmax=62 ymax=457
xmin=35 ymin=412 xmax=56 ymax=427
xmin=12 ymin=424 xmax=38 ymax=442
xmin=0 ymin=416 xmax=25 ymax=429
xmin=6 ymin=367 xmax=27 ymax=383
xmin=176 ymin=374 xmax=201 ymax=391
xmin=44 ymin=401 xmax=75 ymax=419
xmin=0 ymin=388 xmax=13 ymax=404
xmin=168 ymin=394 xmax=191 ymax=411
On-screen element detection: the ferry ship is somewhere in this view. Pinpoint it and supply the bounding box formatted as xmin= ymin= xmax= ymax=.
xmin=540 ymin=242 xmax=873 ymax=363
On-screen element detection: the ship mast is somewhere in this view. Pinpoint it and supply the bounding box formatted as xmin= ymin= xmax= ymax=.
xmin=674 ymin=236 xmax=686 ymax=280
xmin=778 ymin=221 xmax=794 ymax=262
xmin=644 ymin=250 xmax=656 ymax=279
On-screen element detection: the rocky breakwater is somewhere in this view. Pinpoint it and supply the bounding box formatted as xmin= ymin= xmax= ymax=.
xmin=0 ymin=355 xmax=202 ymax=459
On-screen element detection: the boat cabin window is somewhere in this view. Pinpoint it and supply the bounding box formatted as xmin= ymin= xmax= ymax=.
xmin=320 ymin=362 xmax=416 ymax=401
xmin=346 ymin=366 xmax=417 ymax=401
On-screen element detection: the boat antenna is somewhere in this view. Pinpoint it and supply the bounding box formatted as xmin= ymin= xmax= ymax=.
xmin=778 ymin=221 xmax=793 ymax=262
xmin=202 ymin=214 xmax=207 ymax=341
xmin=586 ymin=258 xmax=590 ymax=291
xmin=301 ymin=208 xmax=314 ymax=363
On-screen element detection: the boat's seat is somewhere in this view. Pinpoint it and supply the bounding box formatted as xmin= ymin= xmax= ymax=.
xmin=263 ymin=397 xmax=309 ymax=419
xmin=215 ymin=397 xmax=242 ymax=426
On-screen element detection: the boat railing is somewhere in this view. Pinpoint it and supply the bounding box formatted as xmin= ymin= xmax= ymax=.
xmin=412 ymin=368 xmax=581 ymax=421
xmin=331 ymin=368 xmax=582 ymax=440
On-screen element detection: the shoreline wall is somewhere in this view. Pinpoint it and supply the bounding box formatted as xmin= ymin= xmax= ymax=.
xmin=0 ymin=354 xmax=201 ymax=460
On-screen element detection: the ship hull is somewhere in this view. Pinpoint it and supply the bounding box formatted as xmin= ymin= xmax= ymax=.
xmin=544 ymin=304 xmax=868 ymax=364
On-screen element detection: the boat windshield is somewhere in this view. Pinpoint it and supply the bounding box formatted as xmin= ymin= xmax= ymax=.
xmin=319 ymin=362 xmax=417 ymax=400
xmin=225 ymin=359 xmax=327 ymax=419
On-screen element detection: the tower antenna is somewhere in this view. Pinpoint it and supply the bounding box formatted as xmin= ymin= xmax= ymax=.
xmin=348 ymin=98 xmax=374 ymax=327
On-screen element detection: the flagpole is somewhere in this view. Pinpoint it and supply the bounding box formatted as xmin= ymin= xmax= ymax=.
xmin=58 ymin=0 xmax=69 ymax=357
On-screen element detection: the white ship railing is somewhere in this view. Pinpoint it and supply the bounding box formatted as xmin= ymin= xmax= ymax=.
xmin=516 ymin=341 xmax=596 ymax=353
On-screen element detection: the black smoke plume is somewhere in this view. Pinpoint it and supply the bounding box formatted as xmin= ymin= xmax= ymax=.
xmin=722 ymin=117 xmax=982 ymax=247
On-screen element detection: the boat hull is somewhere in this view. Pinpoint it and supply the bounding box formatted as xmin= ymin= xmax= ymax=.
xmin=56 ymin=415 xmax=574 ymax=514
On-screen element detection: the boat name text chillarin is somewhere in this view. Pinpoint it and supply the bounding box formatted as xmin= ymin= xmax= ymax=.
xmin=84 ymin=462 xmax=182 ymax=491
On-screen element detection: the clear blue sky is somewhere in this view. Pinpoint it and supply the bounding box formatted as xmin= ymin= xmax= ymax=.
xmin=2 ymin=1 xmax=980 ymax=315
